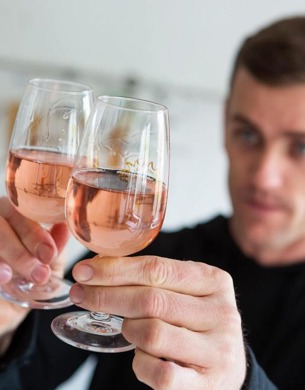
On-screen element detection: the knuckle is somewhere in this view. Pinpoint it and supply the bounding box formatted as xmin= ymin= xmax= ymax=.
xmin=142 ymin=319 xmax=165 ymax=352
xmin=195 ymin=262 xmax=233 ymax=289
xmin=132 ymin=352 xmax=176 ymax=390
xmin=141 ymin=288 xmax=169 ymax=318
xmin=217 ymin=309 xmax=243 ymax=369
xmin=2 ymin=246 xmax=31 ymax=271
xmin=153 ymin=360 xmax=176 ymax=390
xmin=218 ymin=336 xmax=240 ymax=370
xmin=217 ymin=304 xmax=242 ymax=339
xmin=22 ymin=224 xmax=44 ymax=246
xmin=142 ymin=256 xmax=172 ymax=286
xmin=222 ymin=304 xmax=242 ymax=327
xmin=212 ymin=266 xmax=234 ymax=293
xmin=220 ymin=271 xmax=234 ymax=290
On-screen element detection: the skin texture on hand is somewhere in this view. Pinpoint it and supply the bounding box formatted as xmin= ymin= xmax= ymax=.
xmin=71 ymin=255 xmax=247 ymax=389
xmin=0 ymin=196 xmax=70 ymax=357
xmin=0 ymin=196 xmax=70 ymax=283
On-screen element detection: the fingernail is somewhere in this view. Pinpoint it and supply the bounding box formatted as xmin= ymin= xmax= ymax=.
xmin=70 ymin=284 xmax=84 ymax=304
xmin=31 ymin=264 xmax=50 ymax=284
xmin=74 ymin=264 xmax=94 ymax=282
xmin=36 ymin=243 xmax=54 ymax=263
xmin=0 ymin=265 xmax=12 ymax=283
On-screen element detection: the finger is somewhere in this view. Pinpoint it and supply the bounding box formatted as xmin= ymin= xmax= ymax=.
xmin=0 ymin=197 xmax=58 ymax=263
xmin=0 ymin=262 xmax=13 ymax=283
xmin=123 ymin=318 xmax=220 ymax=368
xmin=72 ymin=255 xmax=235 ymax=301
xmin=69 ymin=284 xmax=239 ymax=331
xmin=49 ymin=223 xmax=70 ymax=255
xmin=133 ymin=348 xmax=205 ymax=390
xmin=46 ymin=223 xmax=70 ymax=277
xmin=0 ymin=216 xmax=50 ymax=284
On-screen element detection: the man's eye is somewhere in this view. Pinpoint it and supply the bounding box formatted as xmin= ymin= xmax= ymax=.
xmin=234 ymin=128 xmax=259 ymax=145
xmin=293 ymin=141 xmax=305 ymax=156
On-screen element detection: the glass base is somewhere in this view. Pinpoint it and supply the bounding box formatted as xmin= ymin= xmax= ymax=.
xmin=0 ymin=275 xmax=73 ymax=309
xmin=51 ymin=311 xmax=135 ymax=353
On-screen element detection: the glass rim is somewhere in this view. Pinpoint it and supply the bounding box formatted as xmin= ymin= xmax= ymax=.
xmin=28 ymin=78 xmax=93 ymax=94
xmin=97 ymin=95 xmax=168 ymax=113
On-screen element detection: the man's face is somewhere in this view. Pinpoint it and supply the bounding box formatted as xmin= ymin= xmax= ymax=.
xmin=225 ymin=68 xmax=305 ymax=263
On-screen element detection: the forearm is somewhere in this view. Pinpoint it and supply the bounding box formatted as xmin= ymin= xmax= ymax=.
xmin=0 ymin=331 xmax=15 ymax=358
xmin=0 ymin=312 xmax=37 ymax=389
xmin=0 ymin=311 xmax=37 ymax=367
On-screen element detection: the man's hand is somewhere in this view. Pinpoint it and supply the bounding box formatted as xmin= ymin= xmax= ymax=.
xmin=0 ymin=196 xmax=70 ymax=355
xmin=71 ymin=255 xmax=247 ymax=389
xmin=0 ymin=196 xmax=70 ymax=284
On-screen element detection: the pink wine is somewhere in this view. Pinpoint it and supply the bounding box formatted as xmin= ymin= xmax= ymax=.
xmin=6 ymin=148 xmax=73 ymax=223
xmin=66 ymin=169 xmax=168 ymax=256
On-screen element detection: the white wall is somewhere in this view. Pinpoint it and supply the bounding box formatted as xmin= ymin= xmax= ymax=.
xmin=0 ymin=0 xmax=304 ymax=94
xmin=1 ymin=0 xmax=304 ymax=232
xmin=0 ymin=0 xmax=304 ymax=248
xmin=0 ymin=2 xmax=304 ymax=227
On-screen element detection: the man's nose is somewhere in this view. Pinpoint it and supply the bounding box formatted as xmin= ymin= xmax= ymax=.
xmin=251 ymin=149 xmax=284 ymax=190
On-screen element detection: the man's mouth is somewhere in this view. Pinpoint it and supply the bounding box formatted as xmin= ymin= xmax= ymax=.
xmin=244 ymin=198 xmax=284 ymax=213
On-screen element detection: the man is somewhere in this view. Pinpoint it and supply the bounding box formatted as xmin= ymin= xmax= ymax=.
xmin=0 ymin=15 xmax=305 ymax=389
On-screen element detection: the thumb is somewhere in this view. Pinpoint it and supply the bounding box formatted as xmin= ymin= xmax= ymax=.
xmin=49 ymin=223 xmax=70 ymax=255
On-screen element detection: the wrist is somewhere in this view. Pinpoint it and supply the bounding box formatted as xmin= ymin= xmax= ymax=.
xmin=0 ymin=331 xmax=15 ymax=358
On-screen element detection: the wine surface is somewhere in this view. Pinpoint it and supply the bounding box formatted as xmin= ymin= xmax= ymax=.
xmin=6 ymin=148 xmax=73 ymax=223
xmin=66 ymin=169 xmax=167 ymax=256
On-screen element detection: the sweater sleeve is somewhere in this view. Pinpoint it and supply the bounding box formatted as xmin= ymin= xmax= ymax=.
xmin=243 ymin=347 xmax=278 ymax=390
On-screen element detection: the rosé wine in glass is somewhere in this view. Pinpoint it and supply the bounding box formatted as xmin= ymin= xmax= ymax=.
xmin=1 ymin=78 xmax=93 ymax=309
xmin=51 ymin=95 xmax=170 ymax=352
xmin=66 ymin=168 xmax=167 ymax=256
xmin=6 ymin=148 xmax=74 ymax=224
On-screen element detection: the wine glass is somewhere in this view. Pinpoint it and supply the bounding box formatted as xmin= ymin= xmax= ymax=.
xmin=51 ymin=95 xmax=170 ymax=352
xmin=3 ymin=78 xmax=94 ymax=309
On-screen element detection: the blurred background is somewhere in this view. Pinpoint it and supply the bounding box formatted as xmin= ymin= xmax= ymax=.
xmin=0 ymin=1 xmax=304 ymax=388
xmin=2 ymin=0 xmax=305 ymax=230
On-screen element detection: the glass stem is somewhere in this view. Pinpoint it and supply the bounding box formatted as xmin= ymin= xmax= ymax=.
xmin=90 ymin=312 xmax=111 ymax=321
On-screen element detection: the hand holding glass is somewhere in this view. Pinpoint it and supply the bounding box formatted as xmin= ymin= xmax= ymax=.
xmin=51 ymin=96 xmax=170 ymax=352
xmin=3 ymin=78 xmax=93 ymax=308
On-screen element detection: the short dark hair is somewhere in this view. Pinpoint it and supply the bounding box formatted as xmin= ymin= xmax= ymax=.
xmin=229 ymin=16 xmax=305 ymax=89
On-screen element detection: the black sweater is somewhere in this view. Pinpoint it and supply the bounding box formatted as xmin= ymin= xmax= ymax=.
xmin=1 ymin=215 xmax=304 ymax=389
